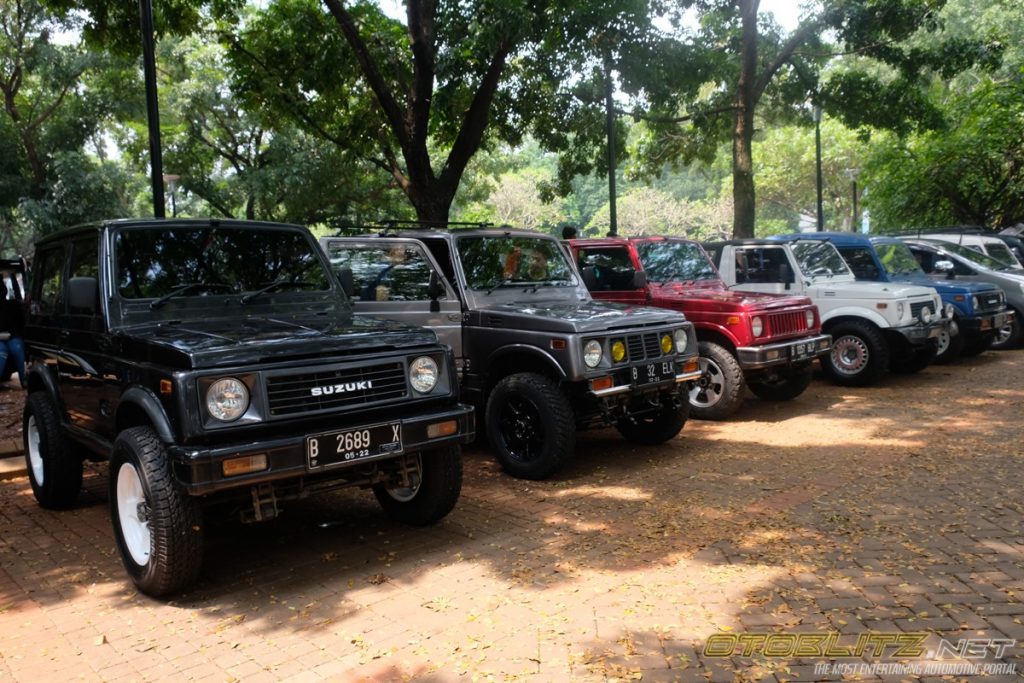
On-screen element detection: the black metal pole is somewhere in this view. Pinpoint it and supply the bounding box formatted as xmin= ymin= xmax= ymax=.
xmin=139 ymin=0 xmax=165 ymax=218
xmin=814 ymin=107 xmax=824 ymax=232
xmin=851 ymin=179 xmax=858 ymax=232
xmin=604 ymin=58 xmax=618 ymax=237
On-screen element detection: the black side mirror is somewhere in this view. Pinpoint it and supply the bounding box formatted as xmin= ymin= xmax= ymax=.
xmin=934 ymin=260 xmax=956 ymax=280
xmin=336 ymin=266 xmax=354 ymax=298
xmin=631 ymin=270 xmax=648 ymax=289
xmin=68 ymin=276 xmax=98 ymax=315
xmin=427 ymin=271 xmax=444 ymax=312
xmin=778 ymin=262 xmax=793 ymax=287
xmin=579 ymin=265 xmax=598 ymax=290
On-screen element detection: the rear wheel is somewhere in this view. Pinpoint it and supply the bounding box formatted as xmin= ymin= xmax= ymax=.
xmin=821 ymin=320 xmax=889 ymax=387
xmin=991 ymin=310 xmax=1022 ymax=349
xmin=373 ymin=446 xmax=463 ymax=526
xmin=110 ymin=427 xmax=203 ymax=597
xmin=688 ymin=341 xmax=745 ymax=420
xmin=747 ymin=364 xmax=813 ymax=401
xmin=23 ymin=393 xmax=82 ymax=509
xmin=616 ymin=403 xmax=688 ymax=445
xmin=486 ymin=372 xmax=575 ymax=480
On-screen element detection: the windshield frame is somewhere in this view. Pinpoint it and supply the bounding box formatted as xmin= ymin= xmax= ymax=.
xmin=790 ymin=240 xmax=854 ymax=279
xmin=635 ymin=238 xmax=720 ymax=284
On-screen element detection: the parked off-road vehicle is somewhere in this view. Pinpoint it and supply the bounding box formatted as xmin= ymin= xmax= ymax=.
xmin=22 ymin=219 xmax=473 ymax=596
xmin=320 ymin=227 xmax=700 ymax=480
xmin=567 ymin=236 xmax=830 ymax=419
xmin=794 ymin=232 xmax=1008 ymax=362
xmin=707 ymin=239 xmax=948 ymax=386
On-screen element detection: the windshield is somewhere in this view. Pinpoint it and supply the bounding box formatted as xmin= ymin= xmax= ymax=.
xmin=115 ymin=226 xmax=331 ymax=300
xmin=791 ymin=241 xmax=851 ymax=278
xmin=875 ymin=242 xmax=923 ymax=277
xmin=984 ymin=242 xmax=1020 ymax=267
xmin=635 ymin=240 xmax=718 ymax=282
xmin=457 ymin=235 xmax=575 ymax=290
xmin=924 ymin=239 xmax=1013 ymax=270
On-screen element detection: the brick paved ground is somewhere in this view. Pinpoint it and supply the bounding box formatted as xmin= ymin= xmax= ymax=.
xmin=0 ymin=351 xmax=1022 ymax=682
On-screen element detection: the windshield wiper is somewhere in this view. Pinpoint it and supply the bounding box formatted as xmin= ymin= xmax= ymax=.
xmin=149 ymin=282 xmax=231 ymax=310
xmin=240 ymin=279 xmax=315 ymax=304
xmin=483 ymin=276 xmax=513 ymax=295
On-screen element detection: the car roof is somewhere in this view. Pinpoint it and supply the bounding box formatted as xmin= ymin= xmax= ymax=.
xmin=772 ymin=232 xmax=873 ymax=247
xmin=34 ymin=218 xmax=309 ymax=248
xmin=329 ymin=228 xmax=560 ymax=242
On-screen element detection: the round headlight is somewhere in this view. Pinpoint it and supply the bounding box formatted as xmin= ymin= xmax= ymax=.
xmin=945 ymin=303 xmax=955 ymax=319
xmin=920 ymin=306 xmax=932 ymax=323
xmin=611 ymin=340 xmax=626 ymax=363
xmin=751 ymin=316 xmax=764 ymax=337
xmin=660 ymin=334 xmax=673 ymax=354
xmin=805 ymin=309 xmax=815 ymax=329
xmin=409 ymin=356 xmax=439 ymax=393
xmin=897 ymin=302 xmax=905 ymax=320
xmin=971 ymin=295 xmax=980 ymax=310
xmin=583 ymin=340 xmax=603 ymax=368
xmin=673 ymin=328 xmax=688 ymax=353
xmin=206 ymin=377 xmax=249 ymax=422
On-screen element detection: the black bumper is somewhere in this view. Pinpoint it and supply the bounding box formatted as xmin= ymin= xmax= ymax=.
xmin=889 ymin=319 xmax=947 ymax=346
xmin=960 ymin=309 xmax=1013 ymax=337
xmin=171 ymin=403 xmax=475 ymax=495
xmin=735 ymin=334 xmax=832 ymax=370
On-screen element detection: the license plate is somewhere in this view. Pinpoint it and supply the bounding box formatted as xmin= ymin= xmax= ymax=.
xmin=994 ymin=313 xmax=1007 ymax=327
xmin=306 ymin=422 xmax=403 ymax=471
xmin=631 ymin=361 xmax=675 ymax=386
xmin=790 ymin=342 xmax=813 ymax=360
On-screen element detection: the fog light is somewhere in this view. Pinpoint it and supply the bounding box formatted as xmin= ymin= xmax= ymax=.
xmin=591 ymin=376 xmax=614 ymax=392
xmin=766 ymin=350 xmax=780 ymax=361
xmin=222 ymin=454 xmax=267 ymax=477
xmin=427 ymin=420 xmax=458 ymax=439
xmin=611 ymin=340 xmax=626 ymax=362
xmin=660 ymin=334 xmax=673 ymax=354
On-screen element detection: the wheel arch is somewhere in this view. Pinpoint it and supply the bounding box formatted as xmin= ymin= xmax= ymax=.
xmin=694 ymin=328 xmax=737 ymax=354
xmin=116 ymin=387 xmax=175 ymax=443
xmin=484 ymin=345 xmax=566 ymax=391
xmin=822 ymin=314 xmax=885 ymax=333
xmin=25 ymin=364 xmax=64 ymax=415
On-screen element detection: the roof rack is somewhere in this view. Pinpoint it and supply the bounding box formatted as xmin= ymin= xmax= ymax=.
xmin=331 ymin=219 xmax=494 ymax=237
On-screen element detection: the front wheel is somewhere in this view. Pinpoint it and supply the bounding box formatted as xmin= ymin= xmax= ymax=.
xmin=110 ymin=427 xmax=204 ymax=597
xmin=991 ymin=311 xmax=1022 ymax=350
xmin=933 ymin=321 xmax=965 ymax=364
xmin=616 ymin=404 xmax=688 ymax=445
xmin=821 ymin=321 xmax=889 ymax=387
xmin=373 ymin=446 xmax=463 ymax=526
xmin=688 ymin=341 xmax=745 ymax=420
xmin=23 ymin=392 xmax=82 ymax=509
xmin=747 ymin=364 xmax=813 ymax=401
xmin=485 ymin=372 xmax=575 ymax=480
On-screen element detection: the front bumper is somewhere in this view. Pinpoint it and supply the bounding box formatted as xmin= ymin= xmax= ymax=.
xmin=736 ymin=334 xmax=832 ymax=370
xmin=961 ymin=309 xmax=1013 ymax=336
xmin=588 ymin=356 xmax=702 ymax=399
xmin=889 ymin=319 xmax=947 ymax=345
xmin=171 ymin=403 xmax=475 ymax=495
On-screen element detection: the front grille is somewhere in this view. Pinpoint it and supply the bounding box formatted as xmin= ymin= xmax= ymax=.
xmin=910 ymin=301 xmax=931 ymax=321
xmin=626 ymin=332 xmax=663 ymax=361
xmin=266 ymin=362 xmax=407 ymax=417
xmin=767 ymin=311 xmax=807 ymax=337
xmin=977 ymin=292 xmax=1004 ymax=313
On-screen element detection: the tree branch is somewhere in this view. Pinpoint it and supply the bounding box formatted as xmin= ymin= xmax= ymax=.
xmin=754 ymin=19 xmax=823 ymax=102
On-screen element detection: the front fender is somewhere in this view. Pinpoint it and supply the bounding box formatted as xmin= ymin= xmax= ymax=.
xmin=25 ymin=361 xmax=64 ymax=417
xmin=117 ymin=386 xmax=176 ymax=444
xmin=821 ymin=306 xmax=890 ymax=329
xmin=486 ymin=344 xmax=568 ymax=380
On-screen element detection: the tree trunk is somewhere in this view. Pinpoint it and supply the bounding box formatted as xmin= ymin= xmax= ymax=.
xmin=408 ymin=177 xmax=456 ymax=223
xmin=732 ymin=0 xmax=759 ymax=239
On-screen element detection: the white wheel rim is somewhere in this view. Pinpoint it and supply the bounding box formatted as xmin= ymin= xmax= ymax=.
xmin=26 ymin=415 xmax=43 ymax=485
xmin=832 ymin=335 xmax=869 ymax=375
xmin=116 ymin=462 xmax=151 ymax=566
xmin=689 ymin=356 xmax=724 ymax=407
xmin=936 ymin=329 xmax=950 ymax=355
xmin=384 ymin=454 xmax=423 ymax=502
xmin=995 ymin=323 xmax=1013 ymax=345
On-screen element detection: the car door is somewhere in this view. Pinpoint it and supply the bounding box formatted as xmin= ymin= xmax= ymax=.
xmin=320 ymin=237 xmax=464 ymax=360
xmin=574 ymin=245 xmax=647 ymax=305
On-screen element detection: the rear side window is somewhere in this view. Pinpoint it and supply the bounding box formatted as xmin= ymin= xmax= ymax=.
xmin=31 ymin=246 xmax=64 ymax=316
xmin=577 ymin=247 xmax=637 ymax=290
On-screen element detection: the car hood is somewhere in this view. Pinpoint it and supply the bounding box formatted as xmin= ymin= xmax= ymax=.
xmin=650 ymin=282 xmax=813 ymax=311
xmin=889 ymin=273 xmax=997 ymax=296
xmin=117 ymin=314 xmax=438 ymax=369
xmin=809 ymin=281 xmax=937 ymax=300
xmin=472 ymin=299 xmax=686 ymax=334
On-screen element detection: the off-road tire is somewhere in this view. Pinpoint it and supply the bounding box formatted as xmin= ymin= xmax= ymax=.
xmin=486 ymin=372 xmax=575 ymax=480
xmin=688 ymin=341 xmax=745 ymax=420
xmin=960 ymin=333 xmax=994 ymax=357
xmin=110 ymin=427 xmax=203 ymax=597
xmin=933 ymin=321 xmax=965 ymax=364
xmin=890 ymin=343 xmax=936 ymax=374
xmin=373 ymin=446 xmax=463 ymax=526
xmin=991 ymin=309 xmax=1023 ymax=350
xmin=821 ymin=320 xmax=889 ymax=387
xmin=23 ymin=392 xmax=82 ymax=509
xmin=747 ymin=363 xmax=814 ymax=401
xmin=616 ymin=403 xmax=688 ymax=445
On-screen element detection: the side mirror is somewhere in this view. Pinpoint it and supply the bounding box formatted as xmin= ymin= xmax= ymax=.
xmin=335 ymin=266 xmax=354 ymax=298
xmin=579 ymin=265 xmax=598 ymax=290
xmin=778 ymin=263 xmax=794 ymax=288
xmin=934 ymin=260 xmax=956 ymax=280
xmin=631 ymin=270 xmax=648 ymax=289
xmin=68 ymin=276 xmax=98 ymax=315
xmin=427 ymin=271 xmax=445 ymax=299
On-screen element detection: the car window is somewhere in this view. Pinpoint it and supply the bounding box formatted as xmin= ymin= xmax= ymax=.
xmin=924 ymin=240 xmax=1008 ymax=270
xmin=68 ymin=238 xmax=100 ymax=316
xmin=115 ymin=226 xmax=331 ymax=299
xmin=985 ymin=241 xmax=1019 ymax=267
xmin=635 ymin=240 xmax=717 ymax=283
xmin=838 ymin=247 xmax=881 ymax=280
xmin=456 ymin=235 xmax=575 ymax=290
xmin=31 ymin=246 xmax=64 ymax=316
xmin=577 ymin=247 xmax=637 ymax=290
xmin=324 ymin=243 xmax=439 ymax=302
xmin=733 ymin=247 xmax=792 ymax=284
xmin=791 ymin=241 xmax=852 ymax=278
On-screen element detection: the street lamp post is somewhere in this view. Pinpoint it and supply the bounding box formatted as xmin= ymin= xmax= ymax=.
xmin=604 ymin=56 xmax=618 ymax=237
xmin=139 ymin=0 xmax=165 ymax=218
xmin=813 ymin=105 xmax=824 ymax=232
xmin=163 ymin=174 xmax=180 ymax=217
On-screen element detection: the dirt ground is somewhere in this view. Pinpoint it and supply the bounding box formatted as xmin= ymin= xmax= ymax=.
xmin=0 ymin=381 xmax=24 ymax=445
xmin=0 ymin=351 xmax=1022 ymax=681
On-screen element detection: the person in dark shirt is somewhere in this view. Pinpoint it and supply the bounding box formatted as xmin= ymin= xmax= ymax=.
xmin=0 ymin=280 xmax=26 ymax=388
